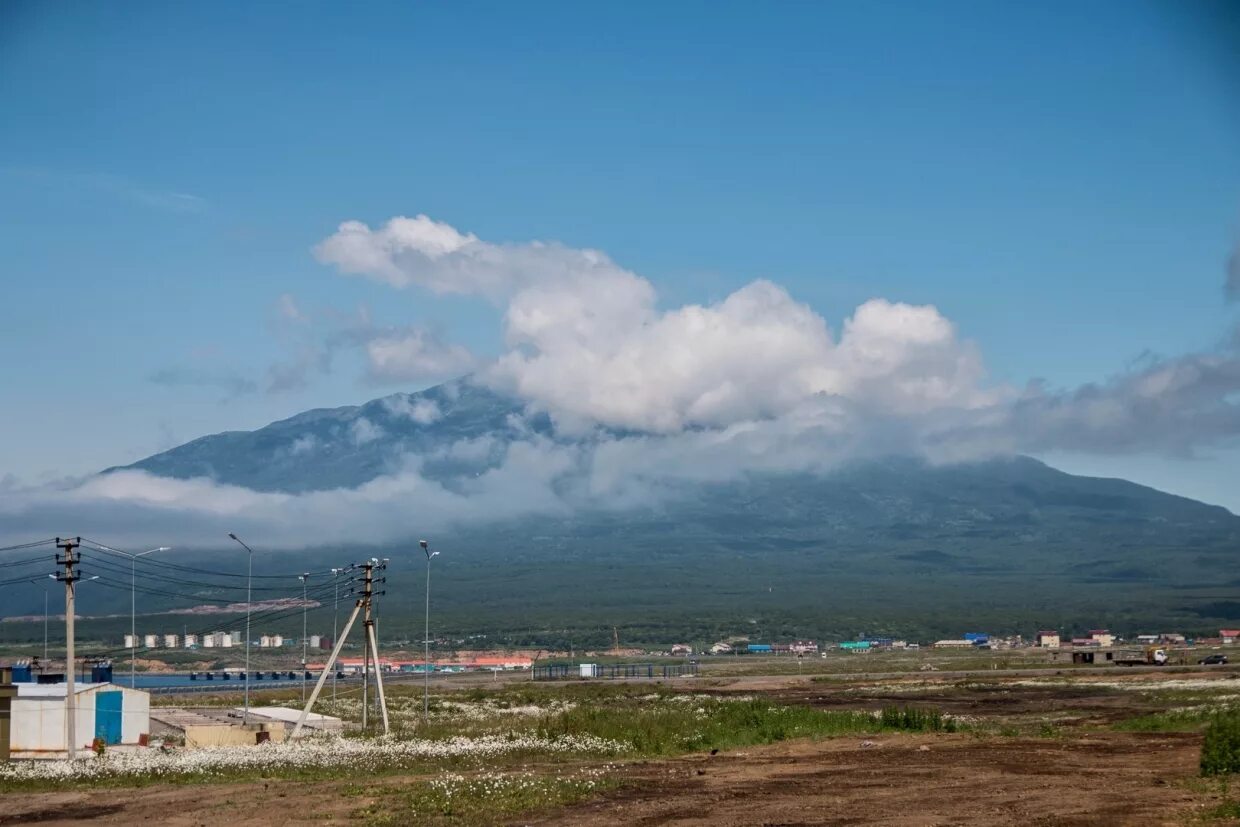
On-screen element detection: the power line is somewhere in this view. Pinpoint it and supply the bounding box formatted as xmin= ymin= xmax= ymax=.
xmin=80 ymin=539 xmax=341 ymax=579
xmin=0 ymin=539 xmax=57 ymax=553
xmin=0 ymin=554 xmax=56 ymax=569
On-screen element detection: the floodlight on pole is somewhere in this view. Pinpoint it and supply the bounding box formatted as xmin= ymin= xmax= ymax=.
xmin=227 ymin=532 xmax=255 ymax=724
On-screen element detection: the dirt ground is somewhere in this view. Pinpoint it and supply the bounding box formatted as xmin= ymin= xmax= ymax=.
xmin=538 ymin=732 xmax=1216 ymax=827
xmin=3 ymin=673 xmax=1238 ymax=826
xmin=0 ymin=732 xmax=1227 ymax=826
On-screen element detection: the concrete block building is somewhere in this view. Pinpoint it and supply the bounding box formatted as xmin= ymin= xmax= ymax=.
xmin=8 ymin=683 xmax=150 ymax=756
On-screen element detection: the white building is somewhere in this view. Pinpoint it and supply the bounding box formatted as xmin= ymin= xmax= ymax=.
xmin=123 ymin=634 xmax=139 ymax=649
xmin=309 ymin=635 xmax=322 ymax=649
xmin=183 ymin=634 xmax=198 ymax=648
xmin=143 ymin=634 xmax=159 ymax=649
xmin=9 ymin=683 xmax=150 ymax=756
xmin=163 ymin=634 xmax=179 ymax=648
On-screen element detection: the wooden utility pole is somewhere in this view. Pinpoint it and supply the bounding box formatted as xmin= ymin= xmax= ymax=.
xmin=55 ymin=537 xmax=80 ymax=760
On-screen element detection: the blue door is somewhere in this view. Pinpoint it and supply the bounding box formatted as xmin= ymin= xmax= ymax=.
xmin=95 ymin=691 xmax=122 ymax=745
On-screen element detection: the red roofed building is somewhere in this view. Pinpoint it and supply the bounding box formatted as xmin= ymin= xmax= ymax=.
xmin=1222 ymin=630 xmax=1239 ymax=645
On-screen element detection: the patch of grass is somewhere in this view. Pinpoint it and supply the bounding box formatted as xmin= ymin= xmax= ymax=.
xmin=878 ymin=706 xmax=956 ymax=732
xmin=537 ymin=697 xmax=955 ymax=756
xmin=1202 ymin=709 xmax=1240 ymax=777
xmin=1114 ymin=708 xmax=1221 ymax=733
xmin=353 ymin=770 xmax=621 ymax=826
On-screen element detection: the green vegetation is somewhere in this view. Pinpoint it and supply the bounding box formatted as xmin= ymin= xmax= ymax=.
xmin=352 ymin=770 xmax=621 ymax=826
xmin=878 ymin=706 xmax=956 ymax=732
xmin=1114 ymin=707 xmax=1230 ymax=734
xmin=1202 ymin=709 xmax=1240 ymax=777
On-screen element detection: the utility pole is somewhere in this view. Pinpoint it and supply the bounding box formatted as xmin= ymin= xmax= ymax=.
xmin=358 ymin=558 xmax=388 ymax=732
xmin=55 ymin=537 xmax=80 ymax=760
xmin=366 ymin=559 xmax=388 ymax=732
xmin=290 ymin=559 xmax=387 ymax=739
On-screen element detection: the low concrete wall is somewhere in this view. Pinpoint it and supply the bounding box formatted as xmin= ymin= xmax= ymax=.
xmin=184 ymin=721 xmax=286 ymax=748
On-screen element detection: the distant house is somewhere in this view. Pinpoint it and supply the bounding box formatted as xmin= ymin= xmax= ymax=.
xmin=709 ymin=642 xmax=734 ymax=655
xmin=670 ymin=644 xmax=693 ymax=656
xmin=933 ymin=640 xmax=973 ymax=649
xmin=790 ymin=640 xmax=819 ymax=655
xmin=1036 ymin=631 xmax=1060 ymax=649
xmin=747 ymin=644 xmax=773 ymax=654
xmin=1088 ymin=630 xmax=1114 ymax=647
xmin=1222 ymin=630 xmax=1240 ymax=646
xmin=771 ymin=643 xmax=792 ymax=654
xmin=1071 ymin=637 xmax=1098 ymax=648
xmin=1160 ymin=633 xmax=1186 ymax=645
xmin=839 ymin=641 xmax=871 ymax=652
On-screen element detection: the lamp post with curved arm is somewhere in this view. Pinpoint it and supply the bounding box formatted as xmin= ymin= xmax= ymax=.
xmin=227 ymin=533 xmax=255 ymax=724
xmin=84 ymin=543 xmax=171 ymax=689
xmin=419 ymin=540 xmax=438 ymax=723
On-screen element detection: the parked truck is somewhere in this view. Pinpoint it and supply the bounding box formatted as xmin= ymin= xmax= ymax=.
xmin=1114 ymin=646 xmax=1168 ymax=666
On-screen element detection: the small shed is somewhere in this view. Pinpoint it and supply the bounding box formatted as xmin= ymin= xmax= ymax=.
xmin=10 ymin=682 xmax=150 ymax=755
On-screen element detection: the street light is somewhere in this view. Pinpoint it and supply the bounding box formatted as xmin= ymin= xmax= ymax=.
xmin=89 ymin=544 xmax=171 ymax=689
xmin=227 ymin=533 xmax=255 ymax=724
xmin=419 ymin=539 xmax=439 ymax=723
xmin=330 ymin=567 xmax=343 ymax=700
xmin=29 ymin=577 xmax=50 ymax=664
xmin=298 ymin=572 xmax=309 ymax=703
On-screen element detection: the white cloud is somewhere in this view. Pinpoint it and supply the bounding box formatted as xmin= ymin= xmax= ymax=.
xmin=382 ymin=395 xmax=442 ymax=424
xmin=318 ymin=215 xmax=994 ymax=435
xmin=349 ymin=417 xmax=385 ymax=446
xmin=365 ymin=329 xmax=477 ymax=384
xmin=314 ymin=214 xmax=634 ymax=302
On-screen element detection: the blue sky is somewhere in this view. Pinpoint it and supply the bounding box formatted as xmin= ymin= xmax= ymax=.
xmin=2 ymin=1 xmax=1239 ymax=508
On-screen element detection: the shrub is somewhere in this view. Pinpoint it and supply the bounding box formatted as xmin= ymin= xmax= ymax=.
xmin=879 ymin=706 xmax=956 ymax=733
xmin=1201 ymin=710 xmax=1240 ymax=776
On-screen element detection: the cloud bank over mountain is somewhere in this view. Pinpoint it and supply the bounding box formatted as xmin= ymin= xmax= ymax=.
xmin=3 ymin=215 xmax=1238 ymax=547
xmin=315 ymin=213 xmax=1240 ymax=454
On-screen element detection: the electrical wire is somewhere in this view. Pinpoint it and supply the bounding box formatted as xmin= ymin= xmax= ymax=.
xmin=81 ymin=551 xmax=327 ymax=594
xmin=81 ymin=538 xmax=344 ymax=579
xmin=0 ymin=539 xmax=58 ymax=553
xmin=0 ymin=554 xmax=56 ymax=569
